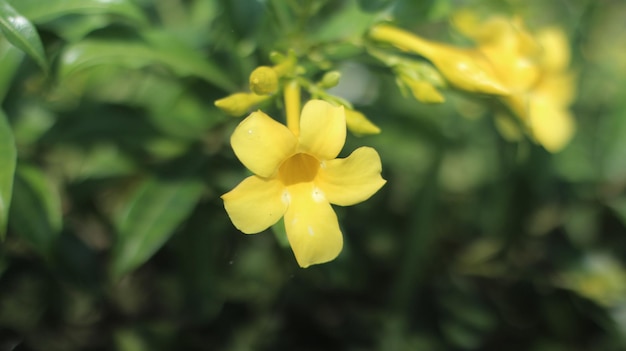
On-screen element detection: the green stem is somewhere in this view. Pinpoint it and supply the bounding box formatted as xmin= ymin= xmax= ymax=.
xmin=284 ymin=80 xmax=301 ymax=135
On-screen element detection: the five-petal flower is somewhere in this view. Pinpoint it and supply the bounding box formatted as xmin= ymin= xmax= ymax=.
xmin=222 ymin=100 xmax=386 ymax=268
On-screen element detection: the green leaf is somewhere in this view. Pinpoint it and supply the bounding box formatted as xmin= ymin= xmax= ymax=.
xmin=9 ymin=165 xmax=63 ymax=256
xmin=0 ymin=110 xmax=16 ymax=239
xmin=0 ymin=0 xmax=47 ymax=72
xmin=59 ymin=34 xmax=237 ymax=91
xmin=82 ymin=68 xmax=225 ymax=139
xmin=111 ymin=178 xmax=204 ymax=279
xmin=7 ymin=0 xmax=148 ymax=25
xmin=608 ymin=197 xmax=626 ymax=227
xmin=0 ymin=37 xmax=23 ymax=101
xmin=311 ymin=0 xmax=378 ymax=42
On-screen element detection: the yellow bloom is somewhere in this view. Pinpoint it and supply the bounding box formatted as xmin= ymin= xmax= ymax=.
xmin=369 ymin=24 xmax=509 ymax=96
xmin=453 ymin=11 xmax=576 ymax=152
xmin=222 ymin=100 xmax=386 ymax=268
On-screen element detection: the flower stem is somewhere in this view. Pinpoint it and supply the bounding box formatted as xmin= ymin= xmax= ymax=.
xmin=284 ymin=80 xmax=301 ymax=135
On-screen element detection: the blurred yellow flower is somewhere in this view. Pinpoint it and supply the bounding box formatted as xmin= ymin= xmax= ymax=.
xmin=453 ymin=11 xmax=576 ymax=152
xmin=345 ymin=109 xmax=381 ymax=135
xmin=222 ymin=100 xmax=386 ymax=268
xmin=369 ymin=24 xmax=509 ymax=96
xmin=370 ymin=14 xmax=576 ymax=152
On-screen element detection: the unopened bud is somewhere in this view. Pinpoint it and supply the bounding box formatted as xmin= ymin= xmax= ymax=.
xmin=370 ymin=24 xmax=510 ymax=96
xmin=249 ymin=66 xmax=279 ymax=95
xmin=345 ymin=109 xmax=381 ymax=136
xmin=319 ymin=71 xmax=341 ymax=88
xmin=215 ymin=92 xmax=270 ymax=116
xmin=403 ymin=78 xmax=445 ymax=103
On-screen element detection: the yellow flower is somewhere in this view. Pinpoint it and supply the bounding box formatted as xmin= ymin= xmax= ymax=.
xmin=222 ymin=100 xmax=386 ymax=268
xmin=453 ymin=11 xmax=576 ymax=152
xmin=214 ymin=92 xmax=271 ymax=117
xmin=369 ymin=24 xmax=509 ymax=96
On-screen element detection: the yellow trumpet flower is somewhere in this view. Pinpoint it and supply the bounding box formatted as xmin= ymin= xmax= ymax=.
xmin=453 ymin=11 xmax=576 ymax=152
xmin=369 ymin=24 xmax=509 ymax=96
xmin=222 ymin=100 xmax=386 ymax=268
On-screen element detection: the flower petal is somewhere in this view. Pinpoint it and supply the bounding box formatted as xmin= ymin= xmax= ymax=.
xmin=222 ymin=176 xmax=287 ymax=234
xmin=317 ymin=147 xmax=386 ymax=206
xmin=528 ymin=99 xmax=575 ymax=153
xmin=536 ymin=27 xmax=570 ymax=72
xmin=231 ymin=111 xmax=298 ymax=177
xmin=298 ymin=100 xmax=346 ymax=160
xmin=283 ymin=183 xmax=343 ymax=268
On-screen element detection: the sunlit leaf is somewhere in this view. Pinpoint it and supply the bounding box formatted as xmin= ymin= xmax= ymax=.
xmin=7 ymin=0 xmax=148 ymax=25
xmin=111 ymin=177 xmax=204 ymax=279
xmin=59 ymin=34 xmax=236 ymax=91
xmin=9 ymin=165 xmax=63 ymax=256
xmin=0 ymin=0 xmax=47 ymax=72
xmin=0 ymin=110 xmax=16 ymax=239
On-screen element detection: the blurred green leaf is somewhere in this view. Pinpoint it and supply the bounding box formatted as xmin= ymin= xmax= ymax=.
xmin=0 ymin=109 xmax=16 ymax=239
xmin=45 ymin=14 xmax=126 ymax=42
xmin=11 ymin=101 xmax=56 ymax=146
xmin=440 ymin=320 xmax=481 ymax=349
xmin=59 ymin=33 xmax=237 ymax=92
xmin=597 ymin=84 xmax=626 ymax=182
xmin=357 ymin=0 xmax=394 ymax=12
xmin=271 ymin=217 xmax=289 ymax=248
xmin=608 ymin=197 xmax=626 ymax=228
xmin=56 ymin=65 xmax=222 ymax=140
xmin=311 ymin=0 xmax=378 ymax=42
xmin=9 ymin=165 xmax=63 ymax=256
xmin=111 ymin=177 xmax=204 ymax=279
xmin=7 ymin=0 xmax=148 ymax=25
xmin=0 ymin=36 xmax=23 ymax=101
xmin=0 ymin=0 xmax=47 ymax=72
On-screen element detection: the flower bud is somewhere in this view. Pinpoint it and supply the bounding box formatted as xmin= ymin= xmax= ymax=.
xmin=345 ymin=109 xmax=381 ymax=136
xmin=249 ymin=66 xmax=279 ymax=95
xmin=370 ymin=24 xmax=510 ymax=96
xmin=318 ymin=71 xmax=341 ymax=89
xmin=269 ymin=51 xmax=286 ymax=64
xmin=215 ymin=93 xmax=270 ymax=117
xmin=400 ymin=77 xmax=445 ymax=103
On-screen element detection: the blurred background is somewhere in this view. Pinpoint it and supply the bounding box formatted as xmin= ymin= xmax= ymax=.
xmin=1 ymin=0 xmax=626 ymax=350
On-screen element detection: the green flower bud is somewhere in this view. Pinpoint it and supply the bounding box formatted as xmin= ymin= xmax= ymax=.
xmin=318 ymin=71 xmax=341 ymax=89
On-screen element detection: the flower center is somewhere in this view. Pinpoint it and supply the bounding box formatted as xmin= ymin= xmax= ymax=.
xmin=278 ymin=153 xmax=320 ymax=186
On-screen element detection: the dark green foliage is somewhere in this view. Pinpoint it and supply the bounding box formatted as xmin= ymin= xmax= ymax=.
xmin=0 ymin=0 xmax=625 ymax=350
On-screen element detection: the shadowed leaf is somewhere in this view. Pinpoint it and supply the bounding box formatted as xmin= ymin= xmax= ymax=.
xmin=111 ymin=177 xmax=204 ymax=279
